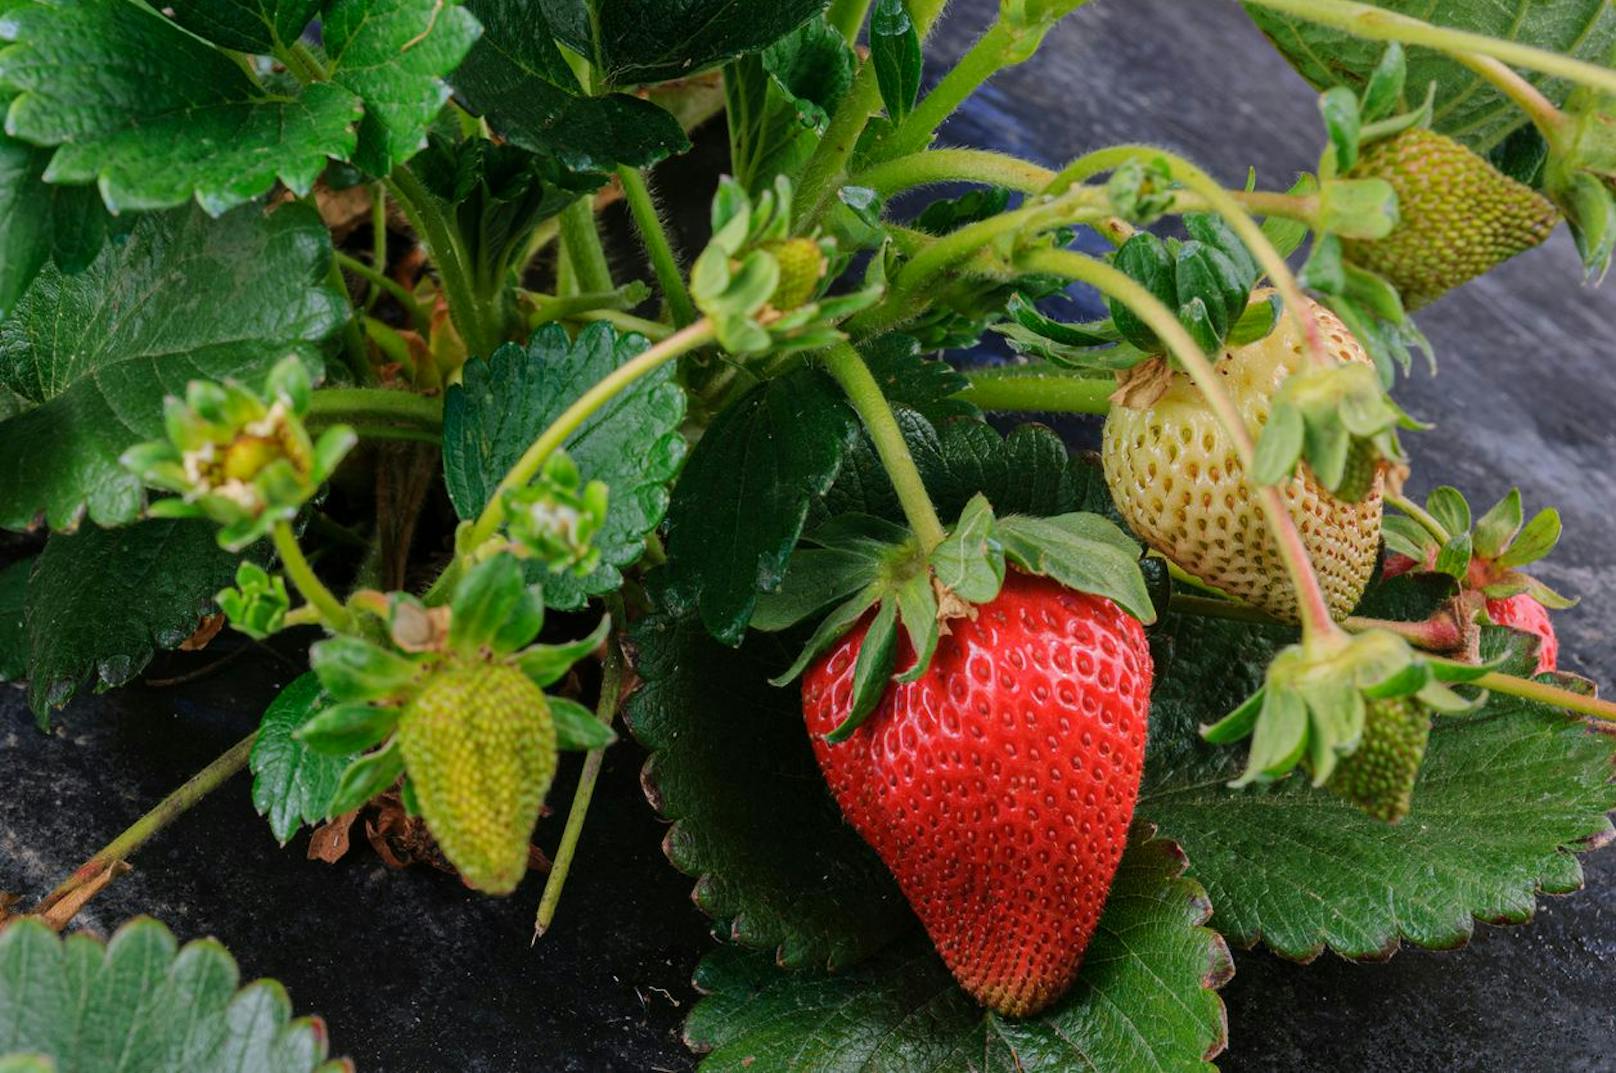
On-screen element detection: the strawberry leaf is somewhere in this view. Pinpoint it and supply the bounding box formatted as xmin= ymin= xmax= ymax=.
xmin=871 ymin=0 xmax=921 ymax=123
xmin=0 ymin=557 xmax=26 ymax=683
xmin=0 ymin=0 xmax=361 ymax=214
xmin=251 ymin=673 xmax=359 ymax=845
xmin=451 ymin=0 xmax=689 ymax=172
xmin=726 ymin=17 xmax=854 ymax=195
xmin=442 ymin=323 xmax=686 ymax=610
xmin=323 ymin=0 xmax=483 ymax=176
xmin=0 ymin=131 xmax=114 ymax=319
xmin=0 ymin=202 xmax=344 ymax=531
xmin=626 ymin=600 xmax=911 ymax=970
xmin=683 ymin=834 xmax=1231 ymax=1073
xmin=165 ymin=0 xmax=321 ymax=53
xmin=542 ymin=0 xmax=828 ymax=88
xmin=20 ymin=520 xmax=247 ymax=722
xmin=1245 ymin=0 xmax=1616 ymax=152
xmin=1139 ymin=612 xmax=1616 ymax=960
xmin=663 ymin=366 xmax=860 ymax=645
xmin=0 ymin=916 xmax=345 ymax=1072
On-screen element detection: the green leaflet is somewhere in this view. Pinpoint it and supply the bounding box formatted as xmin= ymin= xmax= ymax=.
xmin=165 ymin=0 xmax=322 ymax=53
xmin=251 ymin=673 xmax=359 ymax=844
xmin=0 ymin=202 xmax=345 ymax=531
xmin=684 ymin=836 xmax=1230 ymax=1073
xmin=0 ymin=917 xmax=347 ymax=1072
xmin=726 ymin=16 xmax=856 ymax=195
xmin=441 ymin=322 xmax=686 ymax=610
xmin=0 ymin=0 xmax=361 ymax=214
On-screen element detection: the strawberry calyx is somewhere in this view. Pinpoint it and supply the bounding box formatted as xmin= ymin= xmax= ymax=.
xmin=757 ymin=493 xmax=1157 ymax=742
xmin=1385 ymin=486 xmax=1577 ymax=611
xmin=1202 ymin=627 xmax=1481 ymax=820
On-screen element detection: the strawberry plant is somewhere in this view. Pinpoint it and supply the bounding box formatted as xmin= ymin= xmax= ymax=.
xmin=3 ymin=0 xmax=1616 ymax=1069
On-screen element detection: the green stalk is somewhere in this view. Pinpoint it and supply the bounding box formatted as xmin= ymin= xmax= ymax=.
xmin=822 ymin=342 xmax=948 ymax=553
xmin=385 ymin=167 xmax=497 ymax=358
xmin=617 ymin=166 xmax=697 ymax=327
xmin=1387 ymin=490 xmax=1453 ymax=544
xmin=855 ymin=147 xmax=1056 ymax=196
xmin=827 ymin=0 xmax=876 ymax=41
xmin=424 ymin=319 xmax=720 ymax=603
xmin=1244 ymin=0 xmax=1616 ymax=98
xmin=559 ymin=197 xmax=615 ymax=296
xmin=321 ymin=250 xmax=372 ymax=385
xmin=1474 ymin=671 xmax=1616 ymax=723
xmin=336 ymin=251 xmax=430 ymax=334
xmin=1023 ymin=247 xmax=1342 ymax=643
xmin=535 ymin=599 xmax=627 ymax=939
xmin=273 ymin=520 xmax=353 ymax=631
xmin=959 ymin=367 xmax=1113 ymax=414
xmin=308 ymin=386 xmax=443 ymax=433
xmin=34 ymin=732 xmax=258 ymax=922
xmin=570 ymin=309 xmax=677 ymax=342
xmin=1047 ymin=145 xmax=1329 ymax=367
xmin=365 ymin=185 xmax=388 ymax=313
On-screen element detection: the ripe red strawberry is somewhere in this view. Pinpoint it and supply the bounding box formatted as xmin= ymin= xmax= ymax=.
xmin=1486 ymin=593 xmax=1559 ymax=674
xmin=801 ymin=570 xmax=1152 ymax=1017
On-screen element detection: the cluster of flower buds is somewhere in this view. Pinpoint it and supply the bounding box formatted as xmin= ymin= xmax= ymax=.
xmin=503 ymin=451 xmax=609 ymax=578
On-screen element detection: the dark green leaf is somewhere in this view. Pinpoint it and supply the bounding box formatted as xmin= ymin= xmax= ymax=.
xmin=0 ymin=556 xmax=27 ymax=682
xmin=541 ymin=0 xmax=829 ymax=88
xmin=862 ymin=334 xmax=976 ymax=423
xmin=0 ymin=917 xmax=345 ymax=1072
xmin=626 ymin=603 xmax=910 ymax=970
xmin=0 ymin=0 xmax=361 ymax=214
xmin=1247 ymin=0 xmax=1616 ymax=151
xmin=442 ymin=322 xmax=686 ymax=610
xmin=684 ymin=835 xmax=1231 ymax=1072
xmin=664 ymin=366 xmax=859 ymax=645
xmin=323 ymin=0 xmax=483 ymax=176
xmin=252 ymin=673 xmax=361 ymax=843
xmin=1141 ymin=611 xmax=1616 ymax=960
xmin=21 ymin=520 xmax=243 ymax=721
xmin=871 ymin=0 xmax=921 ymax=122
xmin=452 ymin=0 xmax=689 ymax=172
xmin=727 ymin=18 xmax=855 ymax=194
xmin=0 ymin=203 xmax=344 ymax=530
xmin=0 ymin=131 xmax=113 ymax=319
xmin=165 ymin=0 xmax=321 ymax=52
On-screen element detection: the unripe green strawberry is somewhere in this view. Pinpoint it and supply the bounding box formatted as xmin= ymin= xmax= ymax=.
xmin=1326 ymin=694 xmax=1432 ymax=823
xmin=396 ymin=663 xmax=557 ymax=894
xmin=1344 ymin=128 xmax=1559 ymax=309
xmin=762 ymin=237 xmax=827 ymax=310
xmin=1102 ymin=297 xmax=1382 ymax=623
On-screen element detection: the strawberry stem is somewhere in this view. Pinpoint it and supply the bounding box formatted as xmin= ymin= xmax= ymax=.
xmin=559 ymin=197 xmax=616 ymax=296
xmin=333 ymin=251 xmax=431 ymax=334
xmin=1023 ymin=247 xmax=1344 ymax=642
xmin=958 ymin=367 xmax=1114 ymax=415
xmin=826 ymin=0 xmax=876 ymax=41
xmin=822 ymin=342 xmax=950 ymax=554
xmin=32 ymin=732 xmax=258 ymax=930
xmin=273 ymin=521 xmax=355 ymax=633
xmin=1387 ymin=489 xmax=1453 ymax=544
xmin=1243 ymin=0 xmax=1616 ymax=100
xmin=385 ymin=165 xmax=500 ymax=360
xmin=1046 ymin=146 xmax=1331 ymax=369
xmin=617 ymin=166 xmax=698 ymax=328
xmin=535 ymin=601 xmax=627 ymax=941
xmin=1472 ymin=671 xmax=1616 ymax=723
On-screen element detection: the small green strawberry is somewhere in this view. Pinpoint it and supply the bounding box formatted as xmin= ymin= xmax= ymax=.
xmin=1344 ymin=128 xmax=1560 ymax=309
xmin=1324 ymin=694 xmax=1431 ymax=823
xmin=762 ymin=237 xmax=829 ymax=310
xmin=397 ymin=664 xmax=558 ymax=895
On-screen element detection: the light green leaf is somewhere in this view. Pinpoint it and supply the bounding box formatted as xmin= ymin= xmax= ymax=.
xmin=0 ymin=0 xmax=361 ymax=214
xmin=442 ymin=322 xmax=686 ymax=610
xmin=251 ymin=673 xmax=359 ymax=844
xmin=1140 ymin=612 xmax=1616 ymax=959
xmin=684 ymin=835 xmax=1231 ymax=1073
xmin=1246 ymin=0 xmax=1616 ymax=151
xmin=21 ymin=520 xmax=245 ymax=721
xmin=0 ymin=916 xmax=343 ymax=1072
xmin=0 ymin=202 xmax=345 ymax=530
xmin=929 ymin=492 xmax=1004 ymax=603
xmin=996 ymin=511 xmax=1155 ymax=624
xmin=627 ymin=602 xmax=910 ymax=970
xmin=323 ymin=0 xmax=483 ymax=176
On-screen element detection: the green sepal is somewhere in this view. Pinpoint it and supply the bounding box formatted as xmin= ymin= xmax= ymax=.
xmin=1496 ymin=506 xmax=1562 ymax=569
xmin=1319 ymin=85 xmax=1362 ymax=173
xmin=327 ymin=739 xmax=405 ymax=817
xmin=770 ymin=582 xmax=883 ymax=686
xmin=1425 ymin=486 xmax=1471 ymax=540
xmin=1381 ymin=515 xmax=1437 ymax=562
xmin=1201 ymin=686 xmax=1266 ymax=744
xmin=1250 ymin=400 xmax=1305 ymax=487
xmin=1254 ymin=360 xmax=1420 ymax=500
xmin=1232 ymin=683 xmax=1309 ymax=787
xmin=1003 ymin=291 xmax=1119 ymax=347
xmin=1104 ymin=156 xmax=1177 ymax=225
xmin=1316 ymin=178 xmax=1399 ymax=240
xmin=752 ymin=547 xmax=890 ymax=632
xmin=1433 ymin=533 xmax=1473 ymax=582
xmin=893 ymin=569 xmax=940 ymax=684
xmin=1176 ymin=239 xmax=1248 ymax=331
xmin=294 ymin=702 xmax=400 ymax=756
xmin=515 ymin=616 xmax=611 ymax=689
xmin=870 ymin=0 xmax=921 ymax=123
xmin=1227 ymin=292 xmax=1280 ymax=346
xmin=215 ymin=561 xmax=290 ymax=640
xmin=1108 ymin=232 xmax=1176 ymax=353
xmin=930 ymin=494 xmax=1005 ymax=604
xmin=825 ymin=594 xmax=899 ymax=743
xmin=449 ymin=553 xmax=544 ymax=657
xmin=399 ymin=774 xmax=422 ymax=817
xmin=1360 ymin=44 xmax=1406 ymax=123
xmin=1261 ymin=174 xmax=1317 ymax=258
xmin=1472 ymin=488 xmax=1524 ymax=561
xmin=549 ymin=696 xmax=617 ymax=751
xmin=995 ymin=512 xmax=1156 ymax=624
xmin=1183 ymin=213 xmax=1258 ymax=292
xmin=309 ymin=635 xmax=420 ymax=703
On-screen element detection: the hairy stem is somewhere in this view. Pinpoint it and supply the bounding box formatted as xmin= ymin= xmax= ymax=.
xmin=559 ymin=197 xmax=615 ymax=296
xmin=535 ymin=599 xmax=627 ymax=940
xmin=1024 ymin=247 xmax=1342 ymax=641
xmin=34 ymin=732 xmax=257 ymax=924
xmin=385 ymin=167 xmax=498 ymax=358
xmin=1473 ymin=671 xmax=1616 ymax=722
xmin=336 ymin=251 xmax=430 ymax=334
xmin=959 ymin=366 xmax=1113 ymax=414
xmin=1244 ymin=0 xmax=1616 ymax=99
xmin=822 ymin=342 xmax=948 ymax=553
xmin=1047 ymin=145 xmax=1328 ymax=367
xmin=617 ymin=167 xmax=697 ymax=328
xmin=877 ymin=22 xmax=1026 ymax=163
xmin=308 ymin=387 xmax=443 ymax=435
xmin=855 ymin=147 xmax=1056 ymax=196
xmin=273 ymin=521 xmax=354 ymax=631
xmin=1453 ymin=53 xmax=1568 ymax=136
xmin=570 ymin=308 xmax=677 ymax=342
xmin=1387 ymin=490 xmax=1453 ymax=544
xmin=827 ymin=0 xmax=876 ymax=41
